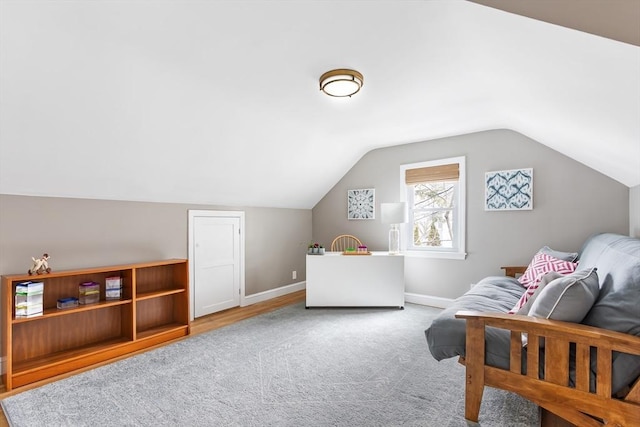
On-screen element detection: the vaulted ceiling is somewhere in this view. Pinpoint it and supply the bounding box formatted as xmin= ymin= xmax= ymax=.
xmin=1 ymin=1 xmax=638 ymax=209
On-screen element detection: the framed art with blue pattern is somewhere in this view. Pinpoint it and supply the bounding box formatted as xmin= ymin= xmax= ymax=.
xmin=347 ymin=188 xmax=375 ymax=220
xmin=485 ymin=168 xmax=533 ymax=211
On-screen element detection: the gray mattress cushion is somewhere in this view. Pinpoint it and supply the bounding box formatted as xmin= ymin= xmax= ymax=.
xmin=425 ymin=276 xmax=523 ymax=369
xmin=578 ymin=233 xmax=640 ymax=394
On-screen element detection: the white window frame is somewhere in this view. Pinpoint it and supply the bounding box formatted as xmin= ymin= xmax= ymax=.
xmin=400 ymin=156 xmax=466 ymax=260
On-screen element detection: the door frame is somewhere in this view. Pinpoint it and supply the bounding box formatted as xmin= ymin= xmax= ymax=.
xmin=188 ymin=209 xmax=246 ymax=321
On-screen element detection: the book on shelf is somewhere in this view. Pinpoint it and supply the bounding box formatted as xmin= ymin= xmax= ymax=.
xmin=79 ymin=281 xmax=100 ymax=304
xmin=15 ymin=280 xmax=44 ymax=294
xmin=105 ymin=276 xmax=122 ymax=300
xmin=15 ymin=281 xmax=44 ymax=317
xmin=15 ymin=292 xmax=43 ymax=305
xmin=15 ymin=306 xmax=44 ymax=317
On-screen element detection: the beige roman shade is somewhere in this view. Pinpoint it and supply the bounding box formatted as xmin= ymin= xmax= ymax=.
xmin=405 ymin=163 xmax=459 ymax=184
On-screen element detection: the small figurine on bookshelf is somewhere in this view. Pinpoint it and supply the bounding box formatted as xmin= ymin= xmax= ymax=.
xmin=28 ymin=253 xmax=52 ymax=275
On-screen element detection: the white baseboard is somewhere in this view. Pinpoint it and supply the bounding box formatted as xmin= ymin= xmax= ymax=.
xmin=241 ymin=286 xmax=452 ymax=309
xmin=241 ymin=281 xmax=306 ymax=306
xmin=404 ymin=292 xmax=454 ymax=309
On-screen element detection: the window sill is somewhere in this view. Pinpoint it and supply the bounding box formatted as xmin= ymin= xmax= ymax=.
xmin=404 ymin=250 xmax=467 ymax=260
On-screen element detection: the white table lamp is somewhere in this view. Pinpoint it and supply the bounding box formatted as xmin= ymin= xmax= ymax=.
xmin=381 ymin=202 xmax=408 ymax=255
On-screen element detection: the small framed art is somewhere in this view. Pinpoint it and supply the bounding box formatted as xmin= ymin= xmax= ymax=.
xmin=485 ymin=168 xmax=533 ymax=211
xmin=347 ymin=188 xmax=375 ymax=220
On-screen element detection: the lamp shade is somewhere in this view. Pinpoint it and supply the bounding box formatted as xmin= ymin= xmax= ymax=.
xmin=380 ymin=202 xmax=407 ymax=224
xmin=319 ymin=69 xmax=364 ymax=97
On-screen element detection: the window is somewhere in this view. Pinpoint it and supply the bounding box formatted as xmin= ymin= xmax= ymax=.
xmin=400 ymin=157 xmax=466 ymax=259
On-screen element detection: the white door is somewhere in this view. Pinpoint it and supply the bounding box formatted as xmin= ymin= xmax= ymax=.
xmin=188 ymin=210 xmax=244 ymax=319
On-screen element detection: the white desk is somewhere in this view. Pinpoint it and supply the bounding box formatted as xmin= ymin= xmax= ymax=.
xmin=306 ymin=252 xmax=405 ymax=308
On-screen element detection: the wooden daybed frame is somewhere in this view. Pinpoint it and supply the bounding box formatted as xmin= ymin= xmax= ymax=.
xmin=454 ymin=267 xmax=640 ymax=427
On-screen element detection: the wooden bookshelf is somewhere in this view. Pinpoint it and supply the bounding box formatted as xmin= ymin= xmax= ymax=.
xmin=1 ymin=259 xmax=189 ymax=390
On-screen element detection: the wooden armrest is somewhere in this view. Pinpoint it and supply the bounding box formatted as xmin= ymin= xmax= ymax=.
xmin=455 ymin=310 xmax=640 ymax=426
xmin=455 ymin=311 xmax=640 ymax=353
xmin=500 ymin=266 xmax=527 ymax=277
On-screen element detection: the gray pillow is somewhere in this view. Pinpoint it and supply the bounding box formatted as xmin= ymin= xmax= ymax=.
xmin=516 ymin=271 xmax=564 ymax=315
xmin=528 ymin=268 xmax=599 ymax=321
xmin=522 ymin=268 xmax=599 ymax=348
xmin=539 ymin=246 xmax=579 ymax=262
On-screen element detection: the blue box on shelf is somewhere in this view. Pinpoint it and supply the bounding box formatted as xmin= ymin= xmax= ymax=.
xmin=57 ymin=297 xmax=79 ymax=310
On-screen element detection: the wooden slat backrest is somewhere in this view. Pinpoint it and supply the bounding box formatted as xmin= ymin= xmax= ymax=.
xmin=330 ymin=235 xmax=362 ymax=252
xmin=597 ymin=349 xmax=612 ymax=398
xmin=526 ymin=334 xmax=540 ymax=379
xmin=510 ymin=331 xmax=522 ymax=374
xmin=575 ymin=343 xmax=591 ymax=392
xmin=545 ymin=337 xmax=570 ymax=386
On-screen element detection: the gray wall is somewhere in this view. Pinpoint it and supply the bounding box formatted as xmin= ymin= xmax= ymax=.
xmin=312 ymin=129 xmax=629 ymax=300
xmin=631 ymin=185 xmax=640 ymax=238
xmin=0 ymin=195 xmax=311 ymax=296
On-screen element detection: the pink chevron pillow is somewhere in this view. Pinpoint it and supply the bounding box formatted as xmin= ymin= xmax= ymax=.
xmin=509 ymin=253 xmax=578 ymax=314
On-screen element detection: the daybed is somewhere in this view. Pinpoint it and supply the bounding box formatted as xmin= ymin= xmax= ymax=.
xmin=426 ymin=233 xmax=640 ymax=426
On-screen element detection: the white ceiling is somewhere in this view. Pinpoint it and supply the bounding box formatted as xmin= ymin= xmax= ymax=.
xmin=1 ymin=1 xmax=638 ymax=209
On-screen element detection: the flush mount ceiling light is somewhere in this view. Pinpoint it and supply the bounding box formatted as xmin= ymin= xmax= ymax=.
xmin=319 ymin=69 xmax=364 ymax=97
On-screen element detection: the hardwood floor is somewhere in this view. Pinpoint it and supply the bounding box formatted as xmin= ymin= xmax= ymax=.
xmin=0 ymin=290 xmax=306 ymax=426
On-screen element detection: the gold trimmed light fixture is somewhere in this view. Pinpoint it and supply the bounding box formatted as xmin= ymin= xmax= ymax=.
xmin=319 ymin=69 xmax=364 ymax=98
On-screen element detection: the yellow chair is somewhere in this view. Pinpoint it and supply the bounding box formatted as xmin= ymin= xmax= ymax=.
xmin=330 ymin=234 xmax=363 ymax=252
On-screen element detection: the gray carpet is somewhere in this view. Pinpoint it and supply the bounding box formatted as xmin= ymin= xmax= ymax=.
xmin=1 ymin=303 xmax=538 ymax=426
